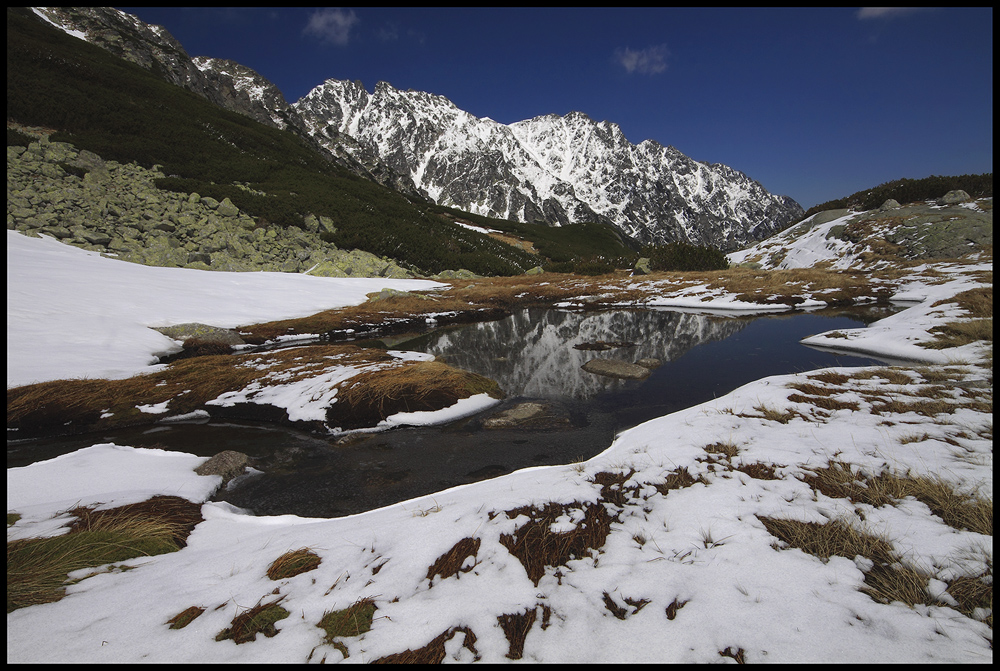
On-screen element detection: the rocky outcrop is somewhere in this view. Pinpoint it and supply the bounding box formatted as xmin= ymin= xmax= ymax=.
xmin=6 ymin=134 xmax=415 ymax=277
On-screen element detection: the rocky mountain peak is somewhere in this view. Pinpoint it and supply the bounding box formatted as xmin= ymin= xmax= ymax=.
xmin=294 ymin=79 xmax=804 ymax=250
xmin=35 ymin=8 xmax=803 ymax=251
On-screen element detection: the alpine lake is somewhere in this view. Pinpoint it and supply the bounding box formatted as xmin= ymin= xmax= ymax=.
xmin=7 ymin=305 xmax=903 ymax=518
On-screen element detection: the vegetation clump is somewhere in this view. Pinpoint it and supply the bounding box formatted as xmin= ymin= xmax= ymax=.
xmin=641 ymin=241 xmax=729 ymax=272
xmin=215 ymin=598 xmax=290 ymax=644
xmin=498 ymin=501 xmax=615 ymax=586
xmin=317 ymin=598 xmax=377 ymax=643
xmin=266 ymin=548 xmax=322 ymax=580
xmin=7 ymin=496 xmax=201 ymax=613
xmin=800 ymin=173 xmax=993 ymax=221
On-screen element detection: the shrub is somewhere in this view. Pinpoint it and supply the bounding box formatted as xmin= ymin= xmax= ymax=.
xmin=642 ymin=242 xmax=729 ymax=272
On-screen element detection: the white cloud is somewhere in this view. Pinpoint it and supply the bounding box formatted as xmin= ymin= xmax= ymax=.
xmin=615 ymin=44 xmax=669 ymax=75
xmin=303 ymin=8 xmax=359 ymax=46
xmin=856 ymin=7 xmax=927 ymax=20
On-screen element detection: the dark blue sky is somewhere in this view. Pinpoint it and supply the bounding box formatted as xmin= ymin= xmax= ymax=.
xmin=116 ymin=7 xmax=992 ymax=209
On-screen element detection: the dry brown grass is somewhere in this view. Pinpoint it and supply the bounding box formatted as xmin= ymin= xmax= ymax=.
xmin=652 ymin=467 xmax=703 ymax=496
xmin=664 ymin=597 xmax=689 ymax=620
xmin=498 ymin=502 xmax=614 ymax=586
xmin=8 ymin=344 xmax=498 ymax=438
xmin=8 ymin=496 xmax=201 ymax=613
xmin=924 ymin=286 xmax=993 ymax=349
xmin=372 ymin=626 xmax=480 ymax=664
xmin=166 ymin=605 xmax=205 ymax=629
xmin=802 ymin=462 xmax=992 ymax=535
xmin=426 ymin=537 xmax=480 ymax=586
xmin=266 ymin=548 xmax=322 ymax=580
xmin=759 ymin=516 xmax=933 ymax=607
xmin=326 ymin=360 xmax=503 ymax=430
xmin=945 ymin=562 xmax=992 ymax=629
xmin=704 ymin=441 xmax=741 ymax=460
xmin=590 ymin=470 xmax=642 ymax=506
xmin=6 ymin=353 xmax=259 ymax=438
xmin=735 ymin=462 xmax=781 ymax=480
xmin=787 ymin=393 xmax=860 ymax=413
xmin=808 ymin=371 xmax=852 ymax=385
xmin=751 ymin=404 xmax=803 ymax=424
xmin=850 ymin=368 xmax=915 ymax=385
xmin=498 ymin=607 xmax=538 ymax=659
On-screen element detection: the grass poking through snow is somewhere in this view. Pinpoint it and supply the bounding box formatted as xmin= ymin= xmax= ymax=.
xmin=7 ymin=496 xmax=202 ymax=613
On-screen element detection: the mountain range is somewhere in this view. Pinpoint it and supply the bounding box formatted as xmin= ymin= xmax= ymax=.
xmin=28 ymin=6 xmax=804 ymax=252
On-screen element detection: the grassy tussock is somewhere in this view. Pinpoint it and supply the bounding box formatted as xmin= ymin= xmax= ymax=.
xmin=317 ymin=598 xmax=377 ymax=644
xmin=751 ymin=404 xmax=803 ymax=424
xmin=498 ymin=502 xmax=614 ymax=586
xmin=7 ymin=496 xmax=201 ymax=613
xmin=266 ymin=548 xmax=322 ymax=580
xmin=735 ymin=462 xmax=781 ymax=480
xmin=326 ymin=360 xmax=503 ymax=430
xmin=215 ymin=597 xmax=290 ymax=644
xmin=925 ymin=319 xmax=993 ymax=349
xmin=704 ymin=441 xmax=741 ymax=459
xmin=945 ymin=561 xmax=993 ymax=628
xmin=590 ymin=470 xmax=642 ymax=506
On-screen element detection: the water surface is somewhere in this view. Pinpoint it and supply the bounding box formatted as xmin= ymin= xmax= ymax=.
xmin=8 ymin=306 xmax=898 ymax=517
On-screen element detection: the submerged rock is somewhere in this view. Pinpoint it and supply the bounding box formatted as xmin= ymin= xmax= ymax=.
xmin=581 ymin=358 xmax=651 ymax=380
xmin=481 ymin=401 xmax=571 ymax=430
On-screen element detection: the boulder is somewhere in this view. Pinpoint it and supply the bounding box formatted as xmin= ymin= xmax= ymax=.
xmin=879 ymin=199 xmax=901 ymax=211
xmin=194 ymin=450 xmax=251 ymax=485
xmin=153 ymin=322 xmax=246 ymax=347
xmin=632 ymin=257 xmax=652 ymax=275
xmin=581 ymin=358 xmax=651 ymax=380
xmin=635 ymin=358 xmax=662 ymax=369
xmin=936 ymin=190 xmax=972 ymax=205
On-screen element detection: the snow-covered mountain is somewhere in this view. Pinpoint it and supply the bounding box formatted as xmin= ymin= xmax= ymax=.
xmin=32 ymin=7 xmax=804 ymax=251
xmin=294 ymin=79 xmax=804 ymax=250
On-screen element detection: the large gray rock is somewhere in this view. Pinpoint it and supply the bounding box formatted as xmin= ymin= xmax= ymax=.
xmin=194 ymin=450 xmax=251 ymax=485
xmin=153 ymin=323 xmax=246 ymax=347
xmin=581 ymin=358 xmax=651 ymax=380
xmin=936 ymin=190 xmax=971 ymax=205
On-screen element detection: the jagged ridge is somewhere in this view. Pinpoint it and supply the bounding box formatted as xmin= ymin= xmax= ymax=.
xmin=294 ymin=80 xmax=804 ymax=251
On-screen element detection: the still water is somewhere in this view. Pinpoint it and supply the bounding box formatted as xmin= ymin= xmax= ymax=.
xmin=8 ymin=307 xmax=898 ymax=518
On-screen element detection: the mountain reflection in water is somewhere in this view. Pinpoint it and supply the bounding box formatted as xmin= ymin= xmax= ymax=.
xmin=8 ymin=307 xmax=898 ymax=518
xmin=401 ymin=308 xmax=748 ymax=401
